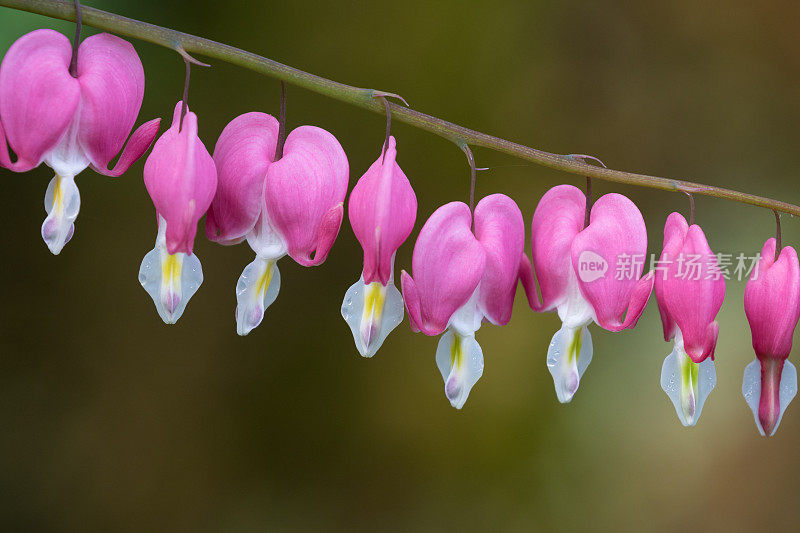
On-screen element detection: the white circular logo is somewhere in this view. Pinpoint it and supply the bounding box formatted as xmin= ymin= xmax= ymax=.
xmin=577 ymin=250 xmax=608 ymax=282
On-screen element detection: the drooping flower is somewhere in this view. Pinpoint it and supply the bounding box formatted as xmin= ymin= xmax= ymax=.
xmin=206 ymin=112 xmax=349 ymax=335
xmin=138 ymin=102 xmax=217 ymax=324
xmin=0 ymin=29 xmax=160 ymax=254
xmin=520 ymin=185 xmax=654 ymax=403
xmin=341 ymin=136 xmax=417 ymax=357
xmin=401 ymin=194 xmax=526 ymax=409
xmin=655 ymin=212 xmax=725 ymax=426
xmin=742 ymin=238 xmax=800 ymax=436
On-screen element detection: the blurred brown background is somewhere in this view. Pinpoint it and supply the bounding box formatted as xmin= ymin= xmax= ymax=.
xmin=2 ymin=0 xmax=800 ymax=531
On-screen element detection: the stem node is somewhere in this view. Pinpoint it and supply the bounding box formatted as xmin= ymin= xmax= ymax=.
xmin=372 ymin=90 xmax=409 ymax=107
xmin=176 ymin=45 xmax=210 ymax=67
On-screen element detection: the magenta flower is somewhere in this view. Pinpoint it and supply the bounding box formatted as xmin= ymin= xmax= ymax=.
xmin=401 ymin=194 xmax=526 ymax=408
xmin=655 ymin=212 xmax=725 ymax=426
xmin=521 ymin=185 xmax=654 ymax=403
xmin=138 ymin=102 xmax=217 ymax=324
xmin=341 ymin=136 xmax=417 ymax=357
xmin=0 ymin=29 xmax=160 ymax=254
xmin=207 ymin=112 xmax=349 ymax=335
xmin=742 ymin=238 xmax=800 ymax=436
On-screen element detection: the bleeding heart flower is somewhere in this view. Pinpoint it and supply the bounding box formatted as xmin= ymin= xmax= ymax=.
xmin=341 ymin=136 xmax=417 ymax=357
xmin=0 ymin=29 xmax=160 ymax=254
xmin=138 ymin=102 xmax=217 ymax=324
xmin=520 ymin=184 xmax=654 ymax=403
xmin=742 ymin=238 xmax=800 ymax=436
xmin=401 ymin=194 xmax=526 ymax=409
xmin=207 ymin=112 xmax=349 ymax=335
xmin=655 ymin=212 xmax=725 ymax=426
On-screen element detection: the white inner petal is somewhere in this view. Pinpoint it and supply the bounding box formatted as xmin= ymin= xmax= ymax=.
xmin=41 ymin=173 xmax=80 ymax=255
xmin=230 ymin=218 xmax=289 ymax=336
xmin=38 ymin=107 xmax=94 ymax=254
xmin=546 ymin=324 xmax=593 ymax=403
xmin=247 ymin=212 xmax=287 ymax=259
xmin=428 ymin=290 xmax=487 ymax=409
xmin=44 ymin=106 xmax=90 ymax=179
xmin=139 ymin=216 xmax=203 ymax=324
xmin=435 ymin=329 xmax=484 ymax=409
xmin=660 ymin=330 xmax=716 ymax=427
xmin=448 ymin=286 xmax=483 ymax=337
xmin=341 ymin=266 xmax=404 ymax=357
xmin=556 ymin=265 xmax=595 ymax=329
xmin=235 ymin=256 xmax=282 ymax=336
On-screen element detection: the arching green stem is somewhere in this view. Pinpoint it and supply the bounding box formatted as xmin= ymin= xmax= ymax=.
xmin=2 ymin=0 xmax=800 ymax=215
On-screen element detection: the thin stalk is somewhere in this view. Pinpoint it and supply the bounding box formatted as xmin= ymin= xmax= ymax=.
xmin=584 ymin=177 xmax=592 ymax=228
xmin=275 ymin=81 xmax=286 ymax=161
xmin=684 ymin=191 xmax=695 ymax=226
xmin=2 ymin=0 xmax=800 ymax=215
xmin=569 ymin=155 xmax=603 ymax=227
xmin=461 ymin=143 xmax=477 ymax=215
xmin=774 ymin=210 xmax=782 ymax=261
xmin=67 ymin=0 xmax=80 ymax=77
xmin=179 ymin=55 xmax=190 ymax=132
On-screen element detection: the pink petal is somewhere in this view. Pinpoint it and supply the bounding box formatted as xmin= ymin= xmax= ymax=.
xmin=0 ymin=120 xmax=10 ymax=168
xmin=518 ymin=252 xmax=538 ymax=308
xmin=528 ymin=184 xmax=586 ymax=311
xmin=400 ymin=270 xmax=423 ymax=333
xmin=745 ymin=239 xmax=800 ymax=359
xmin=571 ymin=193 xmax=652 ymax=332
xmin=348 ymin=136 xmax=417 ymax=284
xmin=704 ymin=320 xmax=720 ymax=361
xmin=76 ymin=33 xmax=150 ymax=174
xmin=620 ymin=271 xmax=656 ymax=329
xmin=401 ymin=202 xmax=486 ymax=336
xmin=207 ymin=112 xmax=279 ymax=244
xmin=654 ymin=213 xmax=725 ymax=363
xmin=293 ymin=203 xmax=344 ymax=266
xmin=143 ymin=102 xmax=218 ymax=255
xmin=264 ymin=125 xmax=349 ymax=265
xmin=654 ymin=212 xmax=689 ymax=341
xmin=682 ymin=225 xmax=725 ymax=362
xmin=474 ymin=193 xmax=525 ymax=326
xmin=0 ymin=29 xmax=79 ymax=171
xmin=92 ymin=118 xmax=160 ymax=177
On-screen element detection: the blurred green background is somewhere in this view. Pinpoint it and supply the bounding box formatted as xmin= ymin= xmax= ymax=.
xmin=2 ymin=0 xmax=800 ymax=530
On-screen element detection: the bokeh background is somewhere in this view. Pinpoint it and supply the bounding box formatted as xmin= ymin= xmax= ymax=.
xmin=2 ymin=0 xmax=800 ymax=530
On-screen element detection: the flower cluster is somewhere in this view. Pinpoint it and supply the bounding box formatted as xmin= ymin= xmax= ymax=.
xmin=2 ymin=28 xmax=798 ymax=436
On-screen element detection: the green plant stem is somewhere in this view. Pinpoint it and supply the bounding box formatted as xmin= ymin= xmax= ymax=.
xmin=2 ymin=0 xmax=800 ymax=216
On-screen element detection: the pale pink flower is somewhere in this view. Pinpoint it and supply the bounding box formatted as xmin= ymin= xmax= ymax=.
xmin=402 ymin=195 xmax=526 ymax=408
xmin=0 ymin=29 xmax=160 ymax=253
xmin=138 ymin=102 xmax=217 ymax=324
xmin=521 ymin=184 xmax=654 ymax=403
xmin=207 ymin=112 xmax=349 ymax=335
xmin=342 ymin=136 xmax=417 ymax=357
xmin=655 ymin=212 xmax=725 ymax=426
xmin=742 ymin=238 xmax=800 ymax=436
